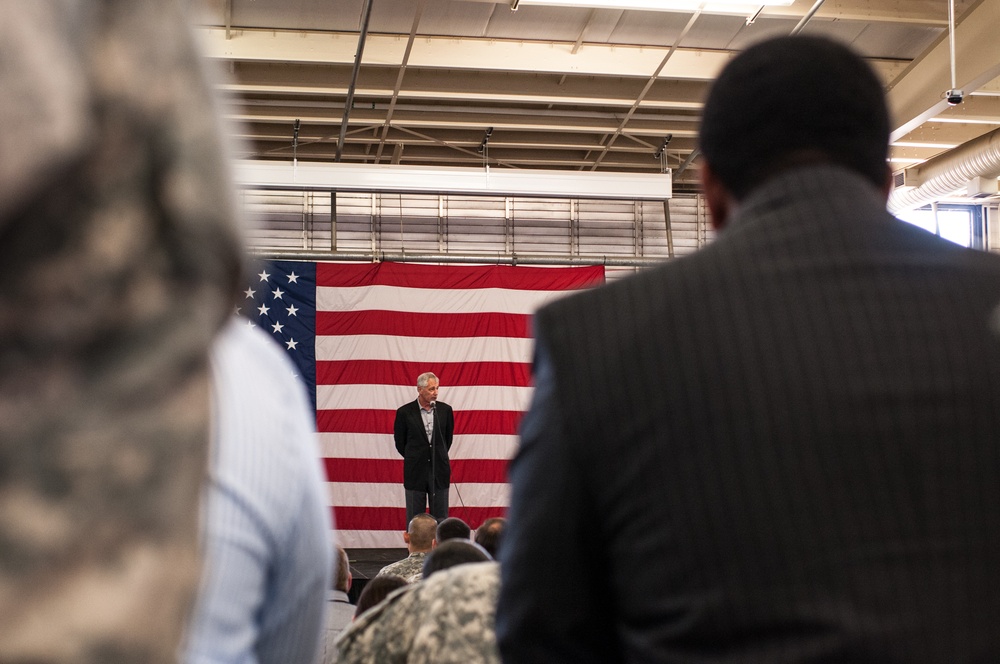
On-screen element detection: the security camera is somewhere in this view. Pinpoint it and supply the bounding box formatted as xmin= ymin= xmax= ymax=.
xmin=945 ymin=89 xmax=964 ymax=105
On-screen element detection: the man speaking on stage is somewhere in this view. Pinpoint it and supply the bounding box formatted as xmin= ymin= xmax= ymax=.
xmin=394 ymin=372 xmax=454 ymax=525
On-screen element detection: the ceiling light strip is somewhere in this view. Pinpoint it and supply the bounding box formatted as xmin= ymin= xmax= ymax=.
xmin=234 ymin=160 xmax=672 ymax=200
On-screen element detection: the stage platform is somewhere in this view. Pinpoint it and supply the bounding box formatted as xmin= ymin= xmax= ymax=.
xmin=345 ymin=548 xmax=408 ymax=604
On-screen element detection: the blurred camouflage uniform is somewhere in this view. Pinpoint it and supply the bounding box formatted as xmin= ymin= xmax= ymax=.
xmin=337 ymin=561 xmax=501 ymax=664
xmin=0 ymin=1 xmax=241 ymax=661
xmin=376 ymin=551 xmax=427 ymax=583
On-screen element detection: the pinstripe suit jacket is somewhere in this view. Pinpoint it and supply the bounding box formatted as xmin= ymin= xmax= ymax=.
xmin=497 ymin=165 xmax=1000 ymax=663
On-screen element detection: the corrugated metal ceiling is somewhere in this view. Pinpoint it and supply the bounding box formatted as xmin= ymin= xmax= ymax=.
xmin=195 ymin=0 xmax=1000 ymax=202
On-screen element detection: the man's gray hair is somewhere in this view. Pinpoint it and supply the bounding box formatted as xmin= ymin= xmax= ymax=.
xmin=417 ymin=372 xmax=438 ymax=388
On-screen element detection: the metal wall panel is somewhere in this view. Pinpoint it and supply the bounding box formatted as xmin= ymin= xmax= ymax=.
xmin=240 ymin=187 xmax=715 ymax=274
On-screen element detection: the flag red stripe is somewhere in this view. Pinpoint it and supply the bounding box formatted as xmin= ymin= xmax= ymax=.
xmin=324 ymin=458 xmax=509 ymax=483
xmin=317 ymin=261 xmax=605 ymax=290
xmin=317 ymin=409 xmax=523 ymax=435
xmin=317 ymin=310 xmax=531 ymax=338
xmin=332 ymin=506 xmax=508 ymax=531
xmin=316 ymin=360 xmax=533 ymax=387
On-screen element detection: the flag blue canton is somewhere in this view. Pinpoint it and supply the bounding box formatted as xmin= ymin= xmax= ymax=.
xmin=238 ymin=260 xmax=317 ymax=412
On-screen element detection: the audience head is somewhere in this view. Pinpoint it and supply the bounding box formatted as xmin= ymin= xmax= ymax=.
xmin=699 ymin=35 xmax=890 ymax=212
xmin=422 ymin=539 xmax=491 ymax=580
xmin=333 ymin=545 xmax=352 ymax=593
xmin=475 ymin=517 xmax=506 ymax=560
xmin=436 ymin=516 xmax=472 ymax=543
xmin=354 ymin=574 xmax=408 ymax=619
xmin=404 ymin=513 xmax=438 ymax=552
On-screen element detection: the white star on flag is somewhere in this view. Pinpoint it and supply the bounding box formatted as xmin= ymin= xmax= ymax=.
xmin=286 ymin=338 xmax=298 ymax=350
xmin=287 ymin=272 xmax=299 ymax=283
xmin=244 ymin=287 xmax=256 ymax=299
xmin=272 ymin=287 xmax=284 ymax=300
xmin=258 ymin=270 xmax=270 ymax=282
xmin=286 ymin=304 xmax=299 ymax=317
xmin=257 ymin=303 xmax=270 ymax=316
xmin=272 ymin=321 xmax=284 ymax=334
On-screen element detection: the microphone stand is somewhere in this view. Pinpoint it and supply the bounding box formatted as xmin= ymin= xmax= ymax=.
xmin=429 ymin=401 xmax=437 ymax=521
xmin=430 ymin=403 xmax=462 ymax=523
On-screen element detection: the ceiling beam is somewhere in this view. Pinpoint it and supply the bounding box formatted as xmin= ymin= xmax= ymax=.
xmin=381 ymin=0 xmax=953 ymax=26
xmin=242 ymin=127 xmax=697 ymax=152
xmin=589 ymin=7 xmax=702 ymax=170
xmin=225 ymin=102 xmax=700 ymax=133
xmin=887 ymin=0 xmax=1000 ymax=142
xmin=759 ymin=0 xmax=950 ymax=25
xmin=220 ymin=65 xmax=713 ymax=110
xmin=227 ymin=101 xmax=700 ymax=126
xmin=197 ymin=27 xmax=731 ymax=79
xmin=376 ymin=0 xmax=425 ymax=163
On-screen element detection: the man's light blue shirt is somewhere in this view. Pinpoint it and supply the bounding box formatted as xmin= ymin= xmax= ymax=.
xmin=184 ymin=321 xmax=333 ymax=663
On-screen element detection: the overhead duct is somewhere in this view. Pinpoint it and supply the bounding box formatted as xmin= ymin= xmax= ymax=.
xmin=889 ymin=126 xmax=1000 ymax=213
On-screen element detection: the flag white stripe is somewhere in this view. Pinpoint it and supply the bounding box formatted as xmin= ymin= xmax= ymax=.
xmin=337 ymin=530 xmax=409 ymax=549
xmin=319 ymin=433 xmax=397 ymax=459
xmin=450 ymin=435 xmax=518 ymax=461
xmin=328 ymin=482 xmax=511 ymax=508
xmin=319 ymin=433 xmax=518 ymax=460
xmin=316 ymin=334 xmax=534 ymax=363
xmin=316 ymin=384 xmax=534 ymax=412
xmin=317 ymin=284 xmax=573 ymax=315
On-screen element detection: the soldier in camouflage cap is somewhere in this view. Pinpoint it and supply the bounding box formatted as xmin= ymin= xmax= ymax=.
xmin=376 ymin=513 xmax=437 ymax=583
xmin=336 ymin=561 xmax=501 ymax=664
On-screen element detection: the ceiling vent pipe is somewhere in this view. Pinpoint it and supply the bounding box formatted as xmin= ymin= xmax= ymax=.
xmin=889 ymin=126 xmax=1000 ymax=213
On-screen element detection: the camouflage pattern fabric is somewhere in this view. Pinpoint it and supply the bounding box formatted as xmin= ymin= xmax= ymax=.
xmin=336 ymin=561 xmax=501 ymax=664
xmin=0 ymin=1 xmax=242 ymax=661
xmin=376 ymin=551 xmax=427 ymax=583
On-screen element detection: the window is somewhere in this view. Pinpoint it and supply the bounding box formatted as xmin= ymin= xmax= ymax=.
xmin=895 ymin=204 xmax=984 ymax=249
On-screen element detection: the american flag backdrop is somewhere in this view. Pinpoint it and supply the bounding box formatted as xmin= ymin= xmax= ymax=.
xmin=239 ymin=260 xmax=605 ymax=548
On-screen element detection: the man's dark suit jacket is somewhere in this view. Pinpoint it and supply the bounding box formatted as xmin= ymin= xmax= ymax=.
xmin=394 ymin=399 xmax=454 ymax=491
xmin=497 ymin=165 xmax=1000 ymax=663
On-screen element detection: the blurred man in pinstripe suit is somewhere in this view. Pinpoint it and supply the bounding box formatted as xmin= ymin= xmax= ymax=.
xmin=498 ymin=35 xmax=1000 ymax=663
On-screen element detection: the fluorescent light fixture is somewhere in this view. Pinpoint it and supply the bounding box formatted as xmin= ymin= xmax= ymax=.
xmin=891 ymin=141 xmax=959 ymax=149
xmin=235 ymin=161 xmax=672 ymax=200
xmin=512 ymin=0 xmax=794 ymax=11
xmin=929 ymin=117 xmax=1000 ymax=125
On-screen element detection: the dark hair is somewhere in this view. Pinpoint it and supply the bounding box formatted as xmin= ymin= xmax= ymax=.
xmin=354 ymin=574 xmax=408 ymax=618
xmin=474 ymin=517 xmax=506 ymax=560
xmin=699 ymin=35 xmax=890 ymax=200
xmin=421 ymin=540 xmax=490 ymax=579
xmin=435 ymin=516 xmax=471 ymax=543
